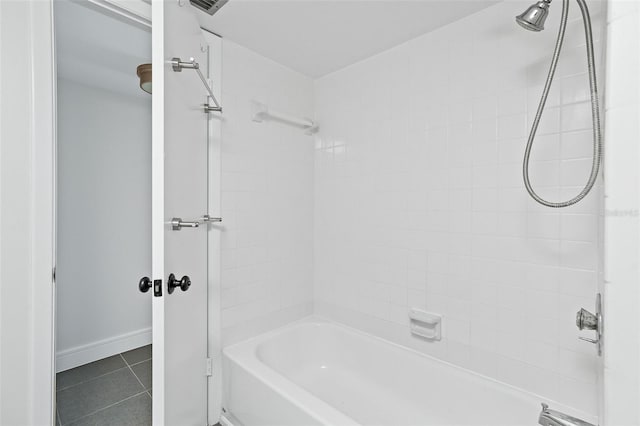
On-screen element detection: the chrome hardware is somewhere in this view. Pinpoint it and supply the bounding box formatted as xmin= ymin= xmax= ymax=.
xmin=201 ymin=214 xmax=222 ymax=223
xmin=576 ymin=308 xmax=598 ymax=330
xmin=576 ymin=293 xmax=602 ymax=356
xmin=171 ymin=215 xmax=222 ymax=230
xmin=171 ymin=217 xmax=200 ymax=230
xmin=538 ymin=403 xmax=595 ymax=426
xmin=170 ymin=57 xmax=222 ymax=113
xmin=204 ymin=104 xmax=222 ymax=113
xmin=171 ymin=57 xmax=198 ymax=72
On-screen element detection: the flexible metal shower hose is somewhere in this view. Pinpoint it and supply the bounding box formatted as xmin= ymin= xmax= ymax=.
xmin=523 ymin=0 xmax=602 ymax=208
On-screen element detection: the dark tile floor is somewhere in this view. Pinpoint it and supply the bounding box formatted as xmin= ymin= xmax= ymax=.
xmin=56 ymin=345 xmax=152 ymax=426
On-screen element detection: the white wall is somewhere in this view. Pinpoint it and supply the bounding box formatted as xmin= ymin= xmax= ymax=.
xmin=220 ymin=40 xmax=315 ymax=345
xmin=603 ymin=1 xmax=640 ymax=424
xmin=314 ymin=0 xmax=604 ymax=418
xmin=56 ymin=79 xmax=152 ymax=371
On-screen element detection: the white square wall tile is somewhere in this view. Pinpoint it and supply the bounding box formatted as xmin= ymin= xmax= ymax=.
xmin=312 ymin=0 xmax=603 ymax=417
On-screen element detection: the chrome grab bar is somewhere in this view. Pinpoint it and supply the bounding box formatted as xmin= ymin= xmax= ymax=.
xmin=171 ymin=215 xmax=222 ymax=231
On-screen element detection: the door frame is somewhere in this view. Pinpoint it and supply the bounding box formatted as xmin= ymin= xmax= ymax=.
xmin=26 ymin=1 xmax=56 ymax=424
xmin=34 ymin=0 xmax=221 ymax=424
xmin=203 ymin=29 xmax=223 ymax=425
xmin=37 ymin=0 xmax=150 ymax=422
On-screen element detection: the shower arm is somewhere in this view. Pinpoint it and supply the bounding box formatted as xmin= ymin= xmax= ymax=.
xmin=170 ymin=57 xmax=222 ymax=113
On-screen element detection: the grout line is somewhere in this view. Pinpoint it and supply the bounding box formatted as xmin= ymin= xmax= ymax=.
xmin=58 ymin=350 xmax=152 ymax=424
xmin=57 ymin=365 xmax=131 ymax=392
xmin=63 ymin=391 xmax=150 ymax=426
xmin=126 ymin=357 xmax=152 ymax=367
xmin=127 ymin=362 xmax=147 ymax=390
xmin=120 ymin=349 xmax=152 ymax=367
xmin=124 ymin=352 xmax=148 ymax=390
xmin=57 ymin=349 xmax=151 ymax=392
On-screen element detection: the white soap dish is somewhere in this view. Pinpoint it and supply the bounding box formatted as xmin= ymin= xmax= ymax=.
xmin=409 ymin=308 xmax=442 ymax=341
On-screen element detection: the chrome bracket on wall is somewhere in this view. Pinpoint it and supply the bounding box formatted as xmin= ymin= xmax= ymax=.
xmin=171 ymin=57 xmax=222 ymax=113
xmin=576 ymin=293 xmax=603 ymax=356
xmin=171 ymin=215 xmax=222 ymax=231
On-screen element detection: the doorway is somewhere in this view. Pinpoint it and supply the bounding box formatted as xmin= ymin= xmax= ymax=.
xmin=54 ymin=1 xmax=153 ymax=424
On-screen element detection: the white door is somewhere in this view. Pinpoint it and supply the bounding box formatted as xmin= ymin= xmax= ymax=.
xmin=151 ymin=1 xmax=211 ymax=424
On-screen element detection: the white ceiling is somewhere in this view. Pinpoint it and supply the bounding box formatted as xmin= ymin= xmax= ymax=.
xmin=54 ymin=0 xmax=151 ymax=98
xmin=199 ymin=0 xmax=500 ymax=78
xmin=54 ymin=0 xmax=500 ymax=90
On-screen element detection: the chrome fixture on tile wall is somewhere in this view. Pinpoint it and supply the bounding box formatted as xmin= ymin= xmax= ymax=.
xmin=516 ymin=0 xmax=602 ymax=208
xmin=171 ymin=57 xmax=223 ymax=113
xmin=576 ymin=293 xmax=603 ymax=356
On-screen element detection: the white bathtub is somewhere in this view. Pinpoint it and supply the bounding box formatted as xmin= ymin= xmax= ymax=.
xmin=223 ymin=318 xmax=588 ymax=426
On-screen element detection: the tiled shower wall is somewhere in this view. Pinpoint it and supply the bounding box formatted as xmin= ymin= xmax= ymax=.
xmin=220 ymin=40 xmax=315 ymax=344
xmin=314 ymin=0 xmax=603 ymax=416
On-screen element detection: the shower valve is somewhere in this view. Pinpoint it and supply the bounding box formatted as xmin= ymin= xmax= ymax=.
xmin=575 ymin=293 xmax=602 ymax=356
xmin=576 ymin=308 xmax=598 ymax=330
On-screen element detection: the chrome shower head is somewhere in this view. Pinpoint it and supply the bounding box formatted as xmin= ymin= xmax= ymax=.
xmin=516 ymin=0 xmax=552 ymax=32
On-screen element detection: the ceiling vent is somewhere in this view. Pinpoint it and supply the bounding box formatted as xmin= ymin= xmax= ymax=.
xmin=190 ymin=0 xmax=229 ymax=15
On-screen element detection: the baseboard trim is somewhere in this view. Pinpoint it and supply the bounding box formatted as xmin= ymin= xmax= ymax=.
xmin=56 ymin=327 xmax=152 ymax=372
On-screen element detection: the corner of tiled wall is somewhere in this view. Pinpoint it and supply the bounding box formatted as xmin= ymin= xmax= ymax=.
xmin=603 ymin=1 xmax=640 ymax=424
xmin=220 ymin=40 xmax=315 ymax=345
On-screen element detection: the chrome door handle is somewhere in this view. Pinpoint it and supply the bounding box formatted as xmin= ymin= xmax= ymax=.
xmin=171 ymin=215 xmax=222 ymax=230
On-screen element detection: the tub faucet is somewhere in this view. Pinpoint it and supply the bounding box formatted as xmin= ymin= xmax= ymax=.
xmin=538 ymin=404 xmax=596 ymax=426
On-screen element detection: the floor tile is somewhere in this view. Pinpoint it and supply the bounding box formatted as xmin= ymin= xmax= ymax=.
xmin=130 ymin=360 xmax=151 ymax=390
xmin=121 ymin=345 xmax=152 ymax=366
xmin=57 ymin=367 xmax=144 ymax=425
xmin=57 ymin=355 xmax=126 ymax=390
xmin=67 ymin=392 xmax=151 ymax=426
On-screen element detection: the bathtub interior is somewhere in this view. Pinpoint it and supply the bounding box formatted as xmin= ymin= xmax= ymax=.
xmin=256 ymin=322 xmax=534 ymax=425
xmin=224 ymin=319 xmax=596 ymax=426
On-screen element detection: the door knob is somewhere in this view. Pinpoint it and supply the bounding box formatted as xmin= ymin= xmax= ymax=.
xmin=139 ymin=276 xmax=152 ymax=293
xmin=168 ymin=273 xmax=191 ymax=294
